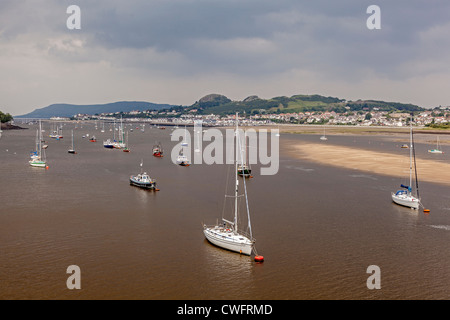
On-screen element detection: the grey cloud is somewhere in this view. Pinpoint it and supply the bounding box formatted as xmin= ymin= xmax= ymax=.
xmin=1 ymin=0 xmax=450 ymax=115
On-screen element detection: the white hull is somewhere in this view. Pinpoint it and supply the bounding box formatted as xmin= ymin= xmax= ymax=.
xmin=29 ymin=160 xmax=46 ymax=168
xmin=391 ymin=193 xmax=419 ymax=209
xmin=176 ymin=156 xmax=189 ymax=165
xmin=204 ymin=226 xmax=253 ymax=255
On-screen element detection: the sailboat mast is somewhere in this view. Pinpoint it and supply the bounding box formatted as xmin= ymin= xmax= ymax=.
xmin=234 ymin=112 xmax=239 ymax=234
xmin=239 ymin=129 xmax=253 ymax=241
xmin=411 ymin=117 xmax=420 ymax=199
xmin=409 ymin=116 xmax=412 ymax=193
xmin=39 ymin=120 xmax=42 ymax=158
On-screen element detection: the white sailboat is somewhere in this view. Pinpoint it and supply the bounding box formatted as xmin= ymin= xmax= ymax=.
xmin=176 ymin=149 xmax=190 ymax=166
xmin=123 ymin=131 xmax=130 ymax=152
xmin=29 ymin=120 xmax=47 ymax=168
xmin=320 ymin=127 xmax=328 ymax=141
xmin=392 ymin=117 xmax=420 ymax=209
xmin=428 ymin=136 xmax=443 ymax=154
xmin=113 ymin=117 xmax=126 ymax=149
xmin=68 ymin=130 xmax=76 ymax=154
xmin=203 ymin=113 xmax=256 ymax=256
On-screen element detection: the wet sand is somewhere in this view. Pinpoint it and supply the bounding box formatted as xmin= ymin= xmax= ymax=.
xmin=288 ymin=142 xmax=450 ymax=186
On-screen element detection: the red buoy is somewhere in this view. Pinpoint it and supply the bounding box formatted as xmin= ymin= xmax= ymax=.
xmin=254 ymin=256 xmax=264 ymax=262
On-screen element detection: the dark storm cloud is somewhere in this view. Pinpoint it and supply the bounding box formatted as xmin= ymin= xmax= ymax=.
xmin=2 ymin=0 xmax=449 ymax=78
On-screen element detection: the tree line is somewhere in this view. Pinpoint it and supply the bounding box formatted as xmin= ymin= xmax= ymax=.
xmin=0 ymin=111 xmax=13 ymax=123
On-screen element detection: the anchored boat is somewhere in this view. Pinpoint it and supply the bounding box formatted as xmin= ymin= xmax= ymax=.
xmin=129 ymin=160 xmax=158 ymax=190
xmin=203 ymin=113 xmax=256 ymax=256
xmin=392 ymin=115 xmax=421 ymax=210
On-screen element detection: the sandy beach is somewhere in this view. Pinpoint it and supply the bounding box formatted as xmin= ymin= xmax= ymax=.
xmin=287 ymin=141 xmax=450 ymax=186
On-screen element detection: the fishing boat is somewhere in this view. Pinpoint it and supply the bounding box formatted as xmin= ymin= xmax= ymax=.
xmin=392 ymin=116 xmax=420 ymax=210
xmin=89 ymin=135 xmax=97 ymax=142
xmin=203 ymin=113 xmax=256 ymax=256
xmin=68 ymin=130 xmax=77 ymax=154
xmin=129 ymin=160 xmax=158 ymax=190
xmin=152 ymin=142 xmax=163 ymax=157
xmin=428 ymin=136 xmax=443 ymax=154
xmin=29 ymin=120 xmax=47 ymax=168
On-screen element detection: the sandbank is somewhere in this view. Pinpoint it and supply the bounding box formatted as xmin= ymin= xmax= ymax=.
xmin=287 ymin=142 xmax=450 ymax=186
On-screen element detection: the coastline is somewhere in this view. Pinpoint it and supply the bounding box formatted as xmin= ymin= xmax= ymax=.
xmin=264 ymin=124 xmax=450 ymax=138
xmin=0 ymin=123 xmax=26 ymax=130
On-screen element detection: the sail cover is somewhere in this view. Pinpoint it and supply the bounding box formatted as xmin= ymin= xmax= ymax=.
xmin=400 ymin=184 xmax=412 ymax=192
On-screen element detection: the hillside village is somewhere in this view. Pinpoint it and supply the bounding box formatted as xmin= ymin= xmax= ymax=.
xmin=71 ymin=106 xmax=450 ymax=128
xmin=13 ymin=93 xmax=449 ymax=128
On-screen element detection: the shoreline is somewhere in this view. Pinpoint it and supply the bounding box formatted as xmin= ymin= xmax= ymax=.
xmin=265 ymin=124 xmax=450 ymax=136
xmin=284 ymin=141 xmax=450 ymax=186
xmin=0 ymin=123 xmax=26 ymax=130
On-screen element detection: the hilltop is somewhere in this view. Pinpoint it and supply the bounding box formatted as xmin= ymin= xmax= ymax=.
xmin=188 ymin=94 xmax=423 ymax=116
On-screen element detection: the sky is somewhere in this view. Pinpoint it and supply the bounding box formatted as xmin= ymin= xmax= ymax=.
xmin=1 ymin=0 xmax=450 ymax=116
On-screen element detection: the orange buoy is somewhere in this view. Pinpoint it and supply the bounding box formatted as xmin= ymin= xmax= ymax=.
xmin=423 ymin=209 xmax=430 ymax=213
xmin=45 ymin=166 xmax=49 ymax=170
xmin=254 ymin=255 xmax=264 ymax=263
xmin=154 ymin=188 xmax=160 ymax=191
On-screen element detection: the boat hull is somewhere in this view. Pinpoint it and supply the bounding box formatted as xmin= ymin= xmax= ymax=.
xmin=29 ymin=160 xmax=46 ymax=168
xmin=238 ymin=169 xmax=251 ymax=177
xmin=237 ymin=165 xmax=251 ymax=177
xmin=391 ymin=193 xmax=419 ymax=209
xmin=129 ymin=178 xmax=156 ymax=190
xmin=203 ymin=226 xmax=253 ymax=255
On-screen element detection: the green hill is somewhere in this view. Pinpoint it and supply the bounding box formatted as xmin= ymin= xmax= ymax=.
xmin=189 ymin=94 xmax=423 ymax=116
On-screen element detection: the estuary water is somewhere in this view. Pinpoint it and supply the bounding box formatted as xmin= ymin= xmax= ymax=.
xmin=0 ymin=123 xmax=449 ymax=299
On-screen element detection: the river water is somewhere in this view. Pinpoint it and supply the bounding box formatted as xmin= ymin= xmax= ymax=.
xmin=0 ymin=123 xmax=449 ymax=299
